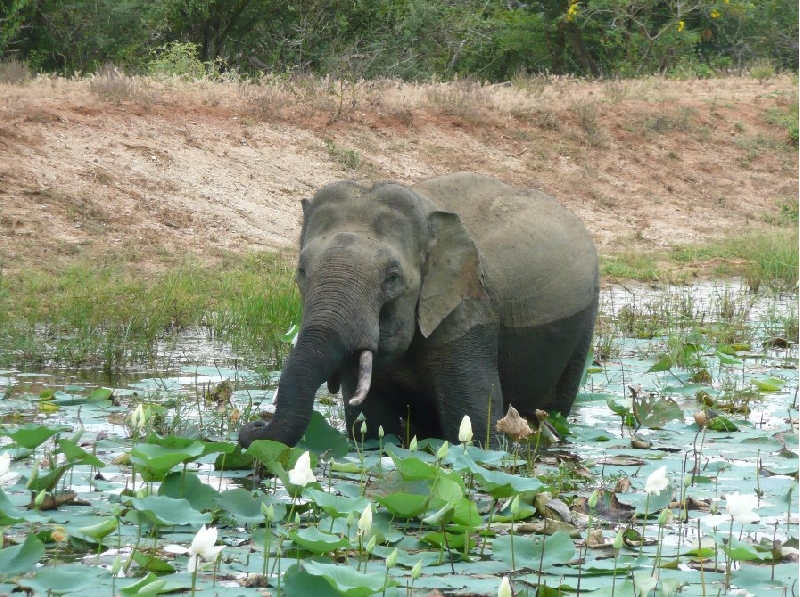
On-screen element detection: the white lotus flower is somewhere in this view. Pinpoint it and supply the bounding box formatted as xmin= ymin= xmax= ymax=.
xmin=287 ymin=451 xmax=316 ymax=487
xmin=725 ymin=491 xmax=760 ymax=524
xmin=644 ymin=465 xmax=668 ymax=495
xmin=498 ymin=576 xmax=513 ymax=597
xmin=188 ymin=525 xmax=224 ymax=573
xmin=458 ymin=415 xmax=473 ymax=444
xmin=358 ymin=504 xmax=373 ymax=536
xmin=0 ymin=452 xmax=17 ymax=486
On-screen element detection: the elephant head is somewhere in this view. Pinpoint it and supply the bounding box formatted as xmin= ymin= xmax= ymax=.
xmin=238 ymin=180 xmax=486 ymax=448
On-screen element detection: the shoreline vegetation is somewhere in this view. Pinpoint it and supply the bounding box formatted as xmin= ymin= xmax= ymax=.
xmin=0 ymin=70 xmax=797 ymax=371
xmin=0 ymin=231 xmax=796 ymax=371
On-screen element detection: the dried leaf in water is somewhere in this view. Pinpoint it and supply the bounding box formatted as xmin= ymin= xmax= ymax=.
xmin=587 ymin=528 xmax=606 ymax=548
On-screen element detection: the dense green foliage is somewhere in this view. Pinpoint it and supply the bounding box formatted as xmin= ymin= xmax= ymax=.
xmin=1 ymin=0 xmax=796 ymax=80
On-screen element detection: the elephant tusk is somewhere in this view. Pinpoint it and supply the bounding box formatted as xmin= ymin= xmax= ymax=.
xmin=347 ymin=350 xmax=373 ymax=406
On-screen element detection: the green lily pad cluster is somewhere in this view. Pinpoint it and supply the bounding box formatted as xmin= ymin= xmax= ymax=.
xmin=0 ymin=281 xmax=796 ymax=596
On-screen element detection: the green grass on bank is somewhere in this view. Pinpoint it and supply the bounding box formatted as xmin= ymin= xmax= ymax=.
xmin=0 ymin=251 xmax=301 ymax=371
xmin=602 ymin=227 xmax=799 ymax=291
xmin=0 ymin=227 xmax=797 ymax=371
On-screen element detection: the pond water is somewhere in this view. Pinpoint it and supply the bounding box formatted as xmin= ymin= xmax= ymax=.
xmin=0 ymin=279 xmax=797 ymax=596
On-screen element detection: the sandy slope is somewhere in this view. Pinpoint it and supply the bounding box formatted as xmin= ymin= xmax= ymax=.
xmin=0 ymin=74 xmax=796 ymax=275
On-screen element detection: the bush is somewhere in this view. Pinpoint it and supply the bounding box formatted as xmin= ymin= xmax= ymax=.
xmin=147 ymin=42 xmax=210 ymax=80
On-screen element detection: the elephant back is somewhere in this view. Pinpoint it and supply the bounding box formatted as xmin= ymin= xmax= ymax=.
xmin=412 ymin=172 xmax=599 ymax=328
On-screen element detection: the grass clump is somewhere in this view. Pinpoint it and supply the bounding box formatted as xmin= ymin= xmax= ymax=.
xmin=0 ymin=58 xmax=31 ymax=84
xmin=604 ymin=227 xmax=798 ymax=293
xmin=324 ymin=138 xmax=361 ymax=170
xmin=601 ymin=252 xmax=660 ymax=281
xmin=426 ymin=76 xmax=491 ymax=122
xmin=89 ymin=63 xmax=154 ymax=104
xmin=749 ymin=58 xmax=776 ymax=83
xmin=765 ymin=101 xmax=799 ymax=148
xmin=671 ymin=227 xmax=798 ymax=292
xmin=0 ymin=251 xmax=300 ymax=371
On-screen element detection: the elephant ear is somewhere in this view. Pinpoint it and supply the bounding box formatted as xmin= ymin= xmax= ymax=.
xmin=418 ymin=211 xmax=487 ymax=338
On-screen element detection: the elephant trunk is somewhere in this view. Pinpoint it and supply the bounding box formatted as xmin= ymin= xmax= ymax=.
xmin=238 ymin=335 xmax=331 ymax=448
xmin=238 ymin=292 xmax=379 ymax=449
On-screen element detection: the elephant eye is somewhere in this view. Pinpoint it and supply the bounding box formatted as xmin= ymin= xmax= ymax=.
xmin=382 ymin=270 xmax=404 ymax=296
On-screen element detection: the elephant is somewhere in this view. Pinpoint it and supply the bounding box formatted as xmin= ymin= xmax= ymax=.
xmin=238 ymin=172 xmax=599 ymax=449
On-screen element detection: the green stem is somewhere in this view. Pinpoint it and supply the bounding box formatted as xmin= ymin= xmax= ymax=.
xmin=725 ymin=517 xmax=734 ymax=589
xmin=651 ymin=522 xmax=664 ymax=574
xmin=262 ymin=520 xmax=271 ymax=579
xmin=639 ymin=494 xmax=651 ymax=556
xmin=479 ymin=498 xmax=498 ymax=558
xmin=697 ymin=519 xmax=706 ymax=597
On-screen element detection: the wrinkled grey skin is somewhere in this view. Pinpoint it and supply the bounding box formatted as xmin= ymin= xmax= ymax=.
xmin=238 ymin=172 xmax=599 ymax=448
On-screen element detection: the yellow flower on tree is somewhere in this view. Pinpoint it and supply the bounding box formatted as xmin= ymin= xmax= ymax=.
xmin=677 ymin=20 xmax=685 ymax=32
xmin=567 ymin=0 xmax=579 ymax=22
xmin=710 ymin=9 xmax=720 ymax=18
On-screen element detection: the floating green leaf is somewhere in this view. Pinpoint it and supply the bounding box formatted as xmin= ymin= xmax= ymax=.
xmin=215 ymin=488 xmax=287 ymax=524
xmin=707 ymin=415 xmax=739 ymax=432
xmin=58 ymin=438 xmax=105 ymax=468
xmin=715 ymin=350 xmax=742 ymax=366
xmin=158 ymin=471 xmax=220 ymax=511
xmin=375 ymin=491 xmax=433 ymax=518
xmin=492 ymin=531 xmax=575 ymax=569
xmin=131 ymin=551 xmax=176 ymax=573
xmin=0 ymin=534 xmax=45 ymax=580
xmin=17 ymin=564 xmax=106 ymax=595
xmin=0 ymin=488 xmax=27 ymax=525
xmin=753 ymin=376 xmax=786 ymax=392
xmin=130 ymin=441 xmax=205 ymax=481
xmin=3 ymin=424 xmax=69 ymax=449
xmin=300 ymin=411 xmax=350 ymax=458
xmin=78 ymin=517 xmax=118 ymax=542
xmin=290 ymin=527 xmax=350 ymax=554
xmin=386 ymin=450 xmax=439 ymax=481
xmin=246 ymin=439 xmax=292 ymax=472
xmin=119 ymin=572 xmax=190 ymax=596
xmin=87 ymin=387 xmax=114 ymax=401
xmin=634 ymin=394 xmax=684 ymax=429
xmin=647 ymin=355 xmax=674 ymax=373
xmin=454 ymin=454 xmax=546 ymax=498
xmin=301 ymin=560 xmax=396 ymax=596
xmin=303 ymin=488 xmax=370 ymax=519
xmin=129 ymin=495 xmax=212 ymax=527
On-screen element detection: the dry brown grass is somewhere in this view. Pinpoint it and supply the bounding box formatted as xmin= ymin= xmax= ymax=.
xmin=0 ymin=73 xmax=796 ymax=278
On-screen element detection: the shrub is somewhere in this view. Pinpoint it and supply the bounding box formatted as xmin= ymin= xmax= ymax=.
xmin=147 ymin=42 xmax=209 ymax=80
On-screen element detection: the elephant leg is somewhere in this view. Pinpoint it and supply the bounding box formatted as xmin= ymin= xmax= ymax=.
xmin=421 ymin=324 xmax=504 ymax=447
xmin=499 ymin=299 xmax=598 ymax=417
xmin=552 ymin=324 xmax=594 ymax=416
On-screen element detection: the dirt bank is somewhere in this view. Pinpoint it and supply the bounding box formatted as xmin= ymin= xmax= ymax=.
xmin=0 ymin=74 xmax=796 ymax=276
